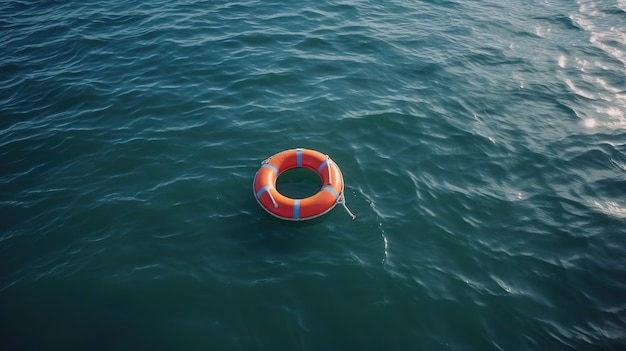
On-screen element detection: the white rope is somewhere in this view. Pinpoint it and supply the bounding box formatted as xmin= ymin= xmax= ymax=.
xmin=268 ymin=189 xmax=278 ymax=208
xmin=338 ymin=194 xmax=356 ymax=220
xmin=326 ymin=155 xmax=332 ymax=185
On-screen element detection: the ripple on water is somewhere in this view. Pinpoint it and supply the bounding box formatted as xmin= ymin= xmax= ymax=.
xmin=2 ymin=0 xmax=626 ymax=349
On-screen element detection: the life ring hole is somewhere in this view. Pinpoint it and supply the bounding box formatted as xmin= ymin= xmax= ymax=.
xmin=276 ymin=168 xmax=322 ymax=199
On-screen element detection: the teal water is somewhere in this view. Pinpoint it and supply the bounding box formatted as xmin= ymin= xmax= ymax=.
xmin=2 ymin=0 xmax=625 ymax=350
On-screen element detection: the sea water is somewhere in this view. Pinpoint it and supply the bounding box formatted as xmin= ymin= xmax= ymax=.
xmin=1 ymin=0 xmax=625 ymax=349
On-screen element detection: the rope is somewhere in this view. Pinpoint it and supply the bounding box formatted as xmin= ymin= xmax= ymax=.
xmin=326 ymin=155 xmax=332 ymax=185
xmin=268 ymin=190 xmax=278 ymax=208
xmin=338 ymin=194 xmax=356 ymax=220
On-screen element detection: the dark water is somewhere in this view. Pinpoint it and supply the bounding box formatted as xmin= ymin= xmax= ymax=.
xmin=2 ymin=0 xmax=625 ymax=350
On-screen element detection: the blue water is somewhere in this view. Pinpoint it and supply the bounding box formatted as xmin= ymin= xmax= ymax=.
xmin=2 ymin=0 xmax=625 ymax=350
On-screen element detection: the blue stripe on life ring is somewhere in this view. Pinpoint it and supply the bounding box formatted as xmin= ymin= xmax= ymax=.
xmin=317 ymin=159 xmax=328 ymax=173
xmin=322 ymin=186 xmax=340 ymax=200
xmin=262 ymin=163 xmax=278 ymax=175
xmin=296 ymin=148 xmax=303 ymax=167
xmin=256 ymin=185 xmax=273 ymax=199
xmin=293 ymin=199 xmax=300 ymax=219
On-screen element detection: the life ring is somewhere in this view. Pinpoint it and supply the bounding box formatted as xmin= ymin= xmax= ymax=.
xmin=253 ymin=148 xmax=355 ymax=220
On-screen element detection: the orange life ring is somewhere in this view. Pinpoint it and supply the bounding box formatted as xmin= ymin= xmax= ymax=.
xmin=254 ymin=148 xmax=346 ymax=220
